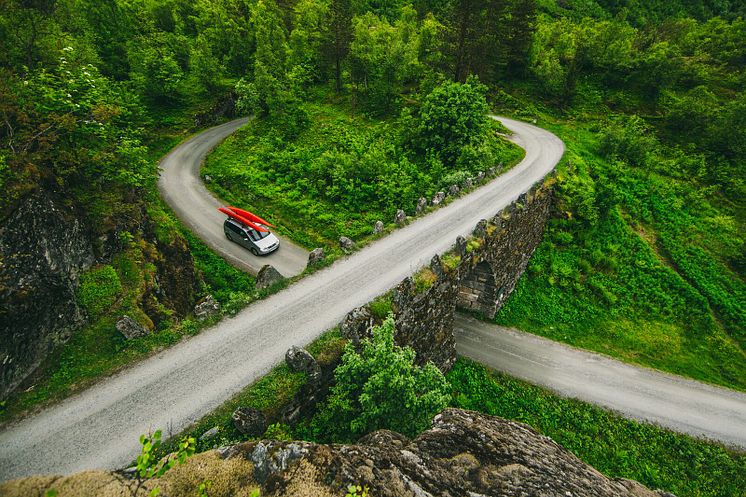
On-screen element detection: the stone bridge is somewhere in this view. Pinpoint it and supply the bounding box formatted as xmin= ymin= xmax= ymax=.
xmin=342 ymin=180 xmax=553 ymax=372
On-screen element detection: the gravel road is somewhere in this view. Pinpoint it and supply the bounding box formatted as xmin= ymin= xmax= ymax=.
xmin=0 ymin=117 xmax=563 ymax=480
xmin=455 ymin=315 xmax=746 ymax=449
xmin=158 ymin=118 xmax=309 ymax=277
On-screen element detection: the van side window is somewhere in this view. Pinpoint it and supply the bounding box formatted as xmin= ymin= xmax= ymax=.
xmin=228 ymin=223 xmax=242 ymax=234
xmin=248 ymin=229 xmax=260 ymax=242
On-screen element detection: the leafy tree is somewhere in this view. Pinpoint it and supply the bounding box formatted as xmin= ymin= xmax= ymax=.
xmin=311 ymin=315 xmax=450 ymax=442
xmin=529 ymin=17 xmax=581 ymax=101
xmin=415 ymin=78 xmax=490 ymax=169
xmin=325 ymin=0 xmax=353 ymax=93
xmin=288 ymin=0 xmax=330 ymax=89
xmin=349 ymin=6 xmax=426 ymax=114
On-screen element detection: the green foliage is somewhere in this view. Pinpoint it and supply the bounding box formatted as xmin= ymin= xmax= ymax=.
xmin=448 ymin=359 xmax=746 ymax=497
xmin=416 ymin=78 xmax=491 ymax=170
xmin=309 ymin=315 xmax=451 ymax=442
xmin=368 ymin=293 xmax=393 ymax=321
xmin=413 ymin=267 xmax=437 ymax=293
xmin=195 ymin=479 xmax=212 ymax=497
xmin=496 ymin=121 xmax=746 ymax=390
xmin=135 ymin=429 xmax=196 ymax=496
xmin=349 ymin=7 xmax=431 ymax=115
xmin=345 ymin=484 xmax=369 ymax=497
xmin=78 ymin=265 xmax=123 ymax=320
xmin=263 ymin=422 xmax=293 ymax=441
xmin=204 ymin=100 xmax=523 ymax=246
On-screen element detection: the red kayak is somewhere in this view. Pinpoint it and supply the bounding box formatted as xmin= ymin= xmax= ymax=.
xmin=218 ymin=207 xmax=269 ymax=232
xmin=227 ymin=206 xmax=276 ymax=228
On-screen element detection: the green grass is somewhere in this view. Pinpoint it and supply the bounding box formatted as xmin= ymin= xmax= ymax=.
xmin=494 ymin=117 xmax=746 ymax=391
xmin=203 ymin=100 xmax=523 ymax=249
xmin=448 ymin=358 xmax=746 ymax=497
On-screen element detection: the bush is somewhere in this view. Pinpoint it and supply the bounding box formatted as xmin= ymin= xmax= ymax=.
xmin=310 ymin=315 xmax=450 ymax=442
xmin=416 ymin=78 xmax=491 ymax=169
xmin=77 ymin=265 xmax=123 ymax=319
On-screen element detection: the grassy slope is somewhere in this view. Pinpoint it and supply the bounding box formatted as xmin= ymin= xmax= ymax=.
xmin=448 ymin=358 xmax=746 ymax=497
xmin=203 ymin=100 xmax=524 ymax=249
xmin=494 ymin=116 xmax=745 ymax=391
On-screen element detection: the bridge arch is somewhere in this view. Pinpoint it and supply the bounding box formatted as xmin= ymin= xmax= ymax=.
xmin=457 ymin=261 xmax=499 ymax=318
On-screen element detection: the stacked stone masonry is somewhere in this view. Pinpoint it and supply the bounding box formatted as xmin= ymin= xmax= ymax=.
xmin=384 ymin=182 xmax=552 ymax=373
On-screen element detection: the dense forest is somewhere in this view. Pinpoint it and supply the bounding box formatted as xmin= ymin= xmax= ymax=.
xmin=2 ymin=0 xmax=745 ymax=495
xmin=1 ymin=0 xmax=744 ymax=393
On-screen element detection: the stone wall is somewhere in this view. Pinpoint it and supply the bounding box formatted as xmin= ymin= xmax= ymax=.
xmin=359 ymin=181 xmax=553 ymax=373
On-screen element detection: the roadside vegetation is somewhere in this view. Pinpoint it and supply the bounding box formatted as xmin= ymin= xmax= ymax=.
xmin=160 ymin=319 xmax=744 ymax=497
xmin=204 ymin=86 xmax=523 ymax=248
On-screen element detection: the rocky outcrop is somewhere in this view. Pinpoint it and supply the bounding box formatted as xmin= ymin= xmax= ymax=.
xmin=0 ymin=409 xmax=674 ymax=497
xmin=115 ymin=316 xmax=148 ymax=340
xmin=0 ymin=192 xmax=94 ymax=399
xmin=232 ymin=407 xmax=268 ymax=437
xmin=193 ymin=91 xmax=238 ymax=127
xmin=194 ymin=295 xmax=220 ymax=319
xmin=285 ymin=346 xmax=321 ymax=383
xmin=307 ymin=247 xmax=325 ymax=266
xmin=255 ymin=265 xmax=284 ymax=290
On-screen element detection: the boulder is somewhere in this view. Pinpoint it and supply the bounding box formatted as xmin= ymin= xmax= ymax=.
xmin=416 ymin=197 xmax=428 ymax=214
xmin=340 ymin=305 xmax=375 ymax=347
xmin=285 ymin=346 xmax=321 ymax=383
xmin=204 ymin=174 xmax=212 ymax=183
xmin=256 ymin=265 xmax=284 ymax=290
xmin=487 ymin=166 xmax=496 ymax=176
xmin=116 ymin=315 xmax=148 ymax=340
xmin=462 ymin=177 xmax=473 ymax=189
xmin=200 ymin=426 xmax=220 ymax=441
xmin=473 ymin=219 xmax=488 ymax=238
xmin=194 ymin=295 xmax=220 ymax=319
xmin=476 ymin=171 xmax=485 ymax=182
xmin=432 ymin=191 xmax=446 ymax=205
xmin=232 ymin=407 xmax=268 ymax=437
xmin=373 ymin=221 xmax=384 ymax=234
xmin=395 ymin=209 xmax=407 ymax=225
xmin=307 ymin=248 xmax=325 ymax=266
xmin=448 ymin=184 xmax=460 ymax=196
xmin=339 ymin=236 xmax=355 ymax=253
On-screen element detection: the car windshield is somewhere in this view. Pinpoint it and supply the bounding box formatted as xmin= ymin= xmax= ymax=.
xmin=247 ymin=228 xmax=270 ymax=241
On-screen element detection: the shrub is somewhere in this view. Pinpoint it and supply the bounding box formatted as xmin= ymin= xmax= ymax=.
xmin=77 ymin=265 xmax=123 ymax=319
xmin=417 ymin=78 xmax=490 ymax=169
xmin=310 ymin=315 xmax=450 ymax=442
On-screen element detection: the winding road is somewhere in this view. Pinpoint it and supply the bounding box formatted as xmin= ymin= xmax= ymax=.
xmin=1 ymin=116 xmax=743 ymax=482
xmin=0 ymin=117 xmax=564 ymax=480
xmin=158 ymin=118 xmax=308 ymax=277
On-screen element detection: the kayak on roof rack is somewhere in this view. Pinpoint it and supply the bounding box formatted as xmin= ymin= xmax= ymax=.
xmin=219 ymin=206 xmax=280 ymax=256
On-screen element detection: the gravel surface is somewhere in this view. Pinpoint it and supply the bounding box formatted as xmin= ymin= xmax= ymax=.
xmin=455 ymin=314 xmax=746 ymax=450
